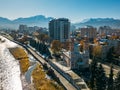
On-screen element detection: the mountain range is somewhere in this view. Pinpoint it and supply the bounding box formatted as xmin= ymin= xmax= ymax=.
xmin=74 ymin=18 xmax=120 ymax=29
xmin=0 ymin=15 xmax=53 ymax=29
xmin=0 ymin=15 xmax=120 ymax=29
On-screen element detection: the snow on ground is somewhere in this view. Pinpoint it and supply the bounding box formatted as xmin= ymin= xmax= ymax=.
xmin=0 ymin=36 xmax=18 ymax=48
xmin=0 ymin=36 xmax=22 ymax=90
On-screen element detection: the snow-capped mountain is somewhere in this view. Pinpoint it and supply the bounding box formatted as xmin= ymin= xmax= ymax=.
xmin=74 ymin=18 xmax=120 ymax=29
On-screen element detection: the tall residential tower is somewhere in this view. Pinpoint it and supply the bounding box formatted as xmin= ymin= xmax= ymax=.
xmin=49 ymin=18 xmax=70 ymax=42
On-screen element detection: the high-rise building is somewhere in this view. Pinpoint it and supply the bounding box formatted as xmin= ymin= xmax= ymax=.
xmin=19 ymin=25 xmax=27 ymax=31
xmin=49 ymin=18 xmax=70 ymax=42
xmin=98 ymin=26 xmax=112 ymax=35
xmin=98 ymin=26 xmax=120 ymax=38
xmin=80 ymin=26 xmax=97 ymax=40
xmin=19 ymin=24 xmax=28 ymax=34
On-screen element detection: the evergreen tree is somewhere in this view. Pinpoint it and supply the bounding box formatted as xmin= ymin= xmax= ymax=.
xmin=41 ymin=43 xmax=44 ymax=54
xmin=107 ymin=65 xmax=114 ymax=90
xmin=30 ymin=39 xmax=33 ymax=46
xmin=114 ymin=71 xmax=120 ymax=90
xmin=37 ymin=42 xmax=40 ymax=51
xmin=96 ymin=64 xmax=107 ymax=90
xmin=90 ymin=60 xmax=98 ymax=90
xmin=43 ymin=44 xmax=47 ymax=54
xmin=46 ymin=47 xmax=51 ymax=56
xmin=32 ymin=39 xmax=34 ymax=47
xmin=90 ymin=73 xmax=95 ymax=90
xmin=35 ymin=41 xmax=39 ymax=49
xmin=39 ymin=43 xmax=42 ymax=53
xmin=107 ymin=46 xmax=114 ymax=62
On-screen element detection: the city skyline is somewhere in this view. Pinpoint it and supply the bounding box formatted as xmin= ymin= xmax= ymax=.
xmin=0 ymin=0 xmax=120 ymax=22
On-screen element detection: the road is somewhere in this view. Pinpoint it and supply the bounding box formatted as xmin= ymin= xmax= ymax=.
xmin=1 ymin=35 xmax=77 ymax=90
xmin=26 ymin=46 xmax=77 ymax=90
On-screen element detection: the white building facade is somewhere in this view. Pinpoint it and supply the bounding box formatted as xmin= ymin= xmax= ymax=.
xmin=62 ymin=40 xmax=89 ymax=70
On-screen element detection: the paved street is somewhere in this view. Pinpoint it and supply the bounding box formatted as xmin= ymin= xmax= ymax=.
xmin=27 ymin=47 xmax=77 ymax=90
xmin=1 ymin=35 xmax=77 ymax=90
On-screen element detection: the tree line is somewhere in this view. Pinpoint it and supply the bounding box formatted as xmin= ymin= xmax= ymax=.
xmin=89 ymin=59 xmax=120 ymax=90
xmin=29 ymin=38 xmax=51 ymax=57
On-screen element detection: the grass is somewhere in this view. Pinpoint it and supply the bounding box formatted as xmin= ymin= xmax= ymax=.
xmin=9 ymin=47 xmax=30 ymax=73
xmin=9 ymin=47 xmax=64 ymax=90
xmin=32 ymin=64 xmax=64 ymax=90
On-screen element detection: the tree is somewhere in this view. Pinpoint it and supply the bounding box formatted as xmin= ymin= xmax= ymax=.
xmin=114 ymin=44 xmax=120 ymax=57
xmin=93 ymin=38 xmax=98 ymax=44
xmin=37 ymin=33 xmax=45 ymax=42
xmin=107 ymin=65 xmax=114 ymax=90
xmin=89 ymin=45 xmax=93 ymax=59
xmin=45 ymin=46 xmax=51 ymax=56
xmin=95 ymin=64 xmax=107 ymax=90
xmin=80 ymin=40 xmax=84 ymax=52
xmin=43 ymin=63 xmax=48 ymax=70
xmin=51 ymin=40 xmax=62 ymax=54
xmin=44 ymin=34 xmax=49 ymax=43
xmin=40 ymin=43 xmax=45 ymax=54
xmin=114 ymin=71 xmax=120 ymax=90
xmin=30 ymin=39 xmax=36 ymax=47
xmin=107 ymin=46 xmax=114 ymax=62
xmin=92 ymin=44 xmax=102 ymax=60
xmin=38 ymin=43 xmax=42 ymax=53
xmin=35 ymin=41 xmax=39 ymax=50
xmin=89 ymin=60 xmax=98 ymax=90
xmin=64 ymin=41 xmax=70 ymax=51
xmin=36 ymin=33 xmax=49 ymax=43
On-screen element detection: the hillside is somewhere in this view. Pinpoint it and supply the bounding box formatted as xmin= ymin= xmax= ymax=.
xmin=0 ymin=15 xmax=53 ymax=29
xmin=74 ymin=18 xmax=120 ymax=29
xmin=0 ymin=16 xmax=120 ymax=29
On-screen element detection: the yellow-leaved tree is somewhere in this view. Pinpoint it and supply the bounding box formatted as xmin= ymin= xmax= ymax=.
xmin=51 ymin=40 xmax=62 ymax=54
xmin=92 ymin=44 xmax=102 ymax=60
xmin=9 ymin=47 xmax=30 ymax=73
xmin=80 ymin=40 xmax=84 ymax=52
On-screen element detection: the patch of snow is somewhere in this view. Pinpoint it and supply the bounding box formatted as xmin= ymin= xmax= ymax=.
xmin=28 ymin=55 xmax=36 ymax=62
xmin=0 ymin=36 xmax=18 ymax=48
xmin=0 ymin=36 xmax=22 ymax=90
xmin=45 ymin=74 xmax=51 ymax=80
xmin=25 ymin=63 xmax=37 ymax=84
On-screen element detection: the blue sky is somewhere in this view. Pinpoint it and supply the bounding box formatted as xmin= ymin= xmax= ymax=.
xmin=0 ymin=0 xmax=120 ymax=22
